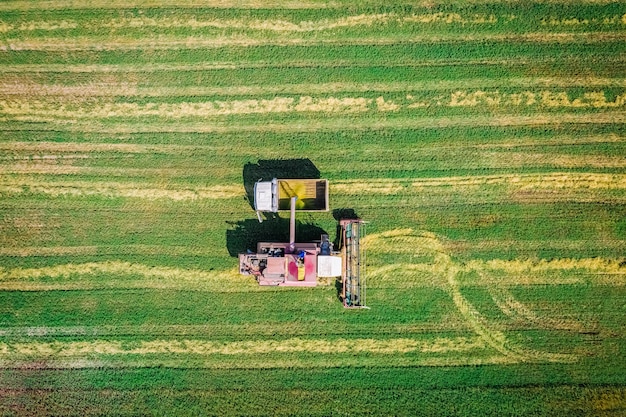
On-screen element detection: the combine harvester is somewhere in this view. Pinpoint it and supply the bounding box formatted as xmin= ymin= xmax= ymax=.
xmin=239 ymin=178 xmax=367 ymax=308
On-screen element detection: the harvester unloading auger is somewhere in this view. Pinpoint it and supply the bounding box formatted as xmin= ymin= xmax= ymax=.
xmin=238 ymin=178 xmax=367 ymax=308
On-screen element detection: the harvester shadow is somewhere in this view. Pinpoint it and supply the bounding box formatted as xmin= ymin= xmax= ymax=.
xmin=242 ymin=158 xmax=320 ymax=211
xmin=226 ymin=217 xmax=327 ymax=257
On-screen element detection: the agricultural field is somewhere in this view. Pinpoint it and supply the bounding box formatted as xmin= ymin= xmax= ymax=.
xmin=0 ymin=0 xmax=625 ymax=415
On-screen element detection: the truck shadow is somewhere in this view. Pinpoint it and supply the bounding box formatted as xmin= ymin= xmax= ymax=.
xmin=226 ymin=217 xmax=327 ymax=257
xmin=242 ymin=159 xmax=320 ymax=211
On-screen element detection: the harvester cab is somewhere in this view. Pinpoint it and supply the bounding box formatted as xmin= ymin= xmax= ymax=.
xmin=239 ymin=177 xmax=367 ymax=308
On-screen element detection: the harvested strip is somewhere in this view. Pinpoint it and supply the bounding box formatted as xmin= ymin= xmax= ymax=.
xmin=0 ymin=178 xmax=242 ymax=200
xmin=2 ymin=11 xmax=621 ymax=35
xmin=0 ymin=0 xmax=617 ymax=12
xmin=335 ymin=174 xmax=626 ymax=198
xmin=3 ymin=78 xmax=626 ymax=97
xmin=463 ymin=258 xmax=626 ymax=286
xmin=0 ymin=245 xmax=235 ymax=257
xmin=3 ymin=32 xmax=624 ymax=52
xmin=0 ymin=141 xmax=225 ymax=154
xmin=98 ymin=14 xmax=393 ymax=32
xmin=412 ymin=173 xmax=626 ymax=190
xmin=0 ymin=336 xmax=487 ymax=358
xmin=0 ymin=261 xmax=216 ymax=281
xmin=0 ymin=321 xmax=471 ymax=338
xmin=0 ymin=261 xmax=248 ymax=292
xmin=450 ymin=239 xmax=626 ymax=257
xmin=0 ymin=0 xmax=336 ymax=11
xmin=0 ymin=354 xmax=524 ymax=370
xmin=364 ymin=229 xmax=445 ymax=254
xmin=0 ymin=91 xmax=626 ymax=123
xmin=2 ymin=56 xmax=622 ymax=73
xmin=0 ymin=12 xmax=543 ymax=34
xmin=367 ymin=263 xmax=448 ymax=288
xmin=448 ymin=90 xmax=626 ymax=109
xmin=350 ymin=258 xmax=626 ymax=288
xmin=0 ymin=13 xmax=500 ymax=34
xmin=0 ymin=19 xmax=78 ymax=32
xmin=333 ymin=179 xmax=404 ymax=195
xmin=0 ymin=96 xmax=376 ymax=118
xmin=467 ymin=257 xmax=626 ymax=275
xmin=469 ymin=133 xmax=625 ymax=150
xmin=3 ymin=111 xmax=625 ymax=136
xmin=0 ymin=164 xmax=221 ymax=177
xmin=475 ymin=152 xmax=626 ymax=169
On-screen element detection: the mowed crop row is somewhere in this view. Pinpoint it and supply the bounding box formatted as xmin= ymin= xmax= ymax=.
xmin=1 ymin=0 xmax=625 ymax=415
xmin=1 ymin=4 xmax=624 ymax=49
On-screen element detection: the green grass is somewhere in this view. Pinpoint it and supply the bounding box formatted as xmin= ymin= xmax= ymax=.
xmin=1 ymin=0 xmax=625 ymax=415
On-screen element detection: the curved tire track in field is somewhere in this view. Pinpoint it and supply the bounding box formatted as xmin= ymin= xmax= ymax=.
xmin=486 ymin=283 xmax=587 ymax=332
xmin=442 ymin=255 xmax=577 ymax=363
xmin=370 ymin=229 xmax=578 ymax=364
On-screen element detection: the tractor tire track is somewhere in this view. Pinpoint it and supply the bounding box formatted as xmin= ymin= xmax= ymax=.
xmin=377 ymin=230 xmax=580 ymax=363
xmin=487 ymin=283 xmax=587 ymax=332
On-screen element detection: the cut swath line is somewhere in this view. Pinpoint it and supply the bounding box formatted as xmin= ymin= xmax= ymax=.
xmin=333 ymin=173 xmax=626 ymax=198
xmin=412 ymin=173 xmax=626 ymax=190
xmin=0 ymin=141 xmax=227 ymax=154
xmin=14 ymin=11 xmax=618 ymax=35
xmin=0 ymin=245 xmax=228 ymax=258
xmin=0 ymin=96 xmax=378 ymax=118
xmin=0 ymin=336 xmax=487 ymax=358
xmin=0 ymin=13 xmax=517 ymax=34
xmin=0 ymin=179 xmax=242 ymax=200
xmin=0 ymin=321 xmax=471 ymax=338
xmin=333 ymin=180 xmax=404 ymax=195
xmin=2 ymin=32 xmax=624 ymax=52
xmin=0 ymin=0 xmax=335 ymax=11
xmin=0 ymin=134 xmax=622 ymax=161
xmin=0 ymin=261 xmax=249 ymax=292
xmin=3 ymin=112 xmax=625 ymax=134
xmin=0 ymin=355 xmax=524 ymax=369
xmin=2 ymin=91 xmax=624 ymax=122
xmin=3 ymin=78 xmax=626 ymax=98
xmin=466 ymin=257 xmax=626 ymax=276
